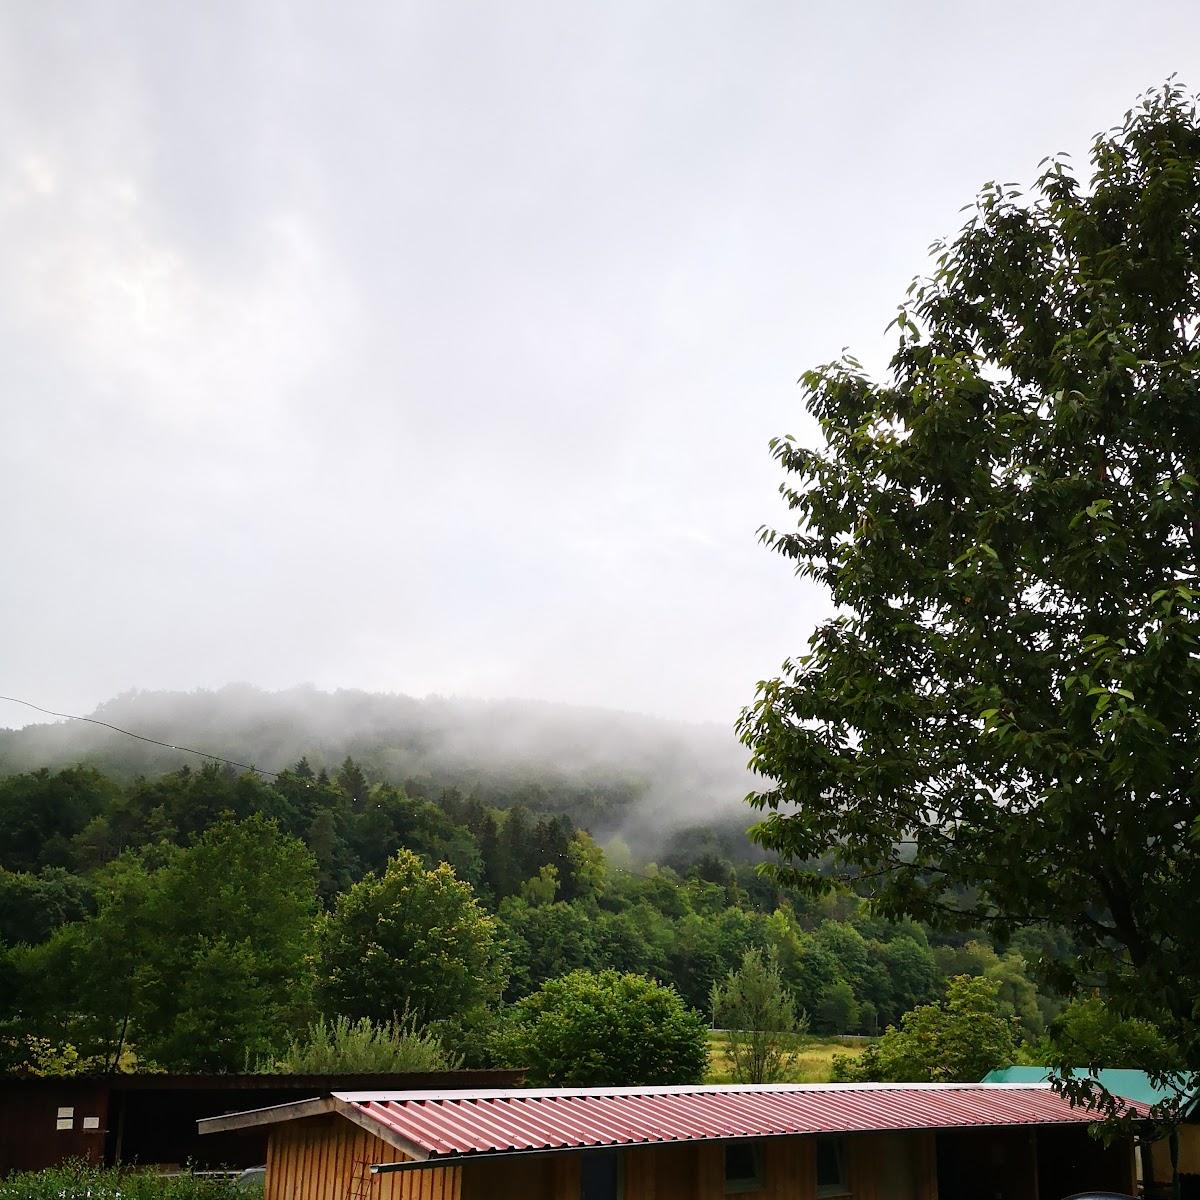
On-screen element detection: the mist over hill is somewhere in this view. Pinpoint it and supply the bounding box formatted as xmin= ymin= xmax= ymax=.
xmin=0 ymin=686 xmax=759 ymax=853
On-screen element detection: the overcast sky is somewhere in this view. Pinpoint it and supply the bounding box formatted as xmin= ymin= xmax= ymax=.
xmin=1 ymin=2 xmax=1196 ymax=729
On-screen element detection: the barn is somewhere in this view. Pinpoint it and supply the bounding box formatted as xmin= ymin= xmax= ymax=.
xmin=199 ymin=1080 xmax=1144 ymax=1200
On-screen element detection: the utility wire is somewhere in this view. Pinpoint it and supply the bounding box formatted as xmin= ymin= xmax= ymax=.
xmin=0 ymin=694 xmax=286 ymax=780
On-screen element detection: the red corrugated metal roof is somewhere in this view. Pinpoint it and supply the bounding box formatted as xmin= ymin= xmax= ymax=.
xmin=322 ymin=1083 xmax=1147 ymax=1167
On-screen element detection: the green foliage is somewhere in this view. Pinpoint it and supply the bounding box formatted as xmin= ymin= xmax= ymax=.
xmin=0 ymin=768 xmax=120 ymax=872
xmin=934 ymin=941 xmax=1049 ymax=1038
xmin=0 ymin=868 xmax=92 ymax=946
xmin=0 ymin=757 xmax=1067 ymax=1080
xmin=504 ymin=969 xmax=709 ymax=1086
xmin=4 ymin=816 xmax=318 ymax=1071
xmin=740 ymin=81 xmax=1200 ymax=1062
xmin=710 ymin=948 xmax=808 ymax=1083
xmin=0 ymin=1164 xmax=242 ymax=1199
xmin=317 ymin=849 xmax=506 ymax=1024
xmin=815 ymin=979 xmax=859 ymax=1035
xmin=1025 ymin=995 xmax=1179 ymax=1070
xmin=138 ymin=817 xmax=318 ymax=1069
xmin=833 ymin=975 xmax=1018 ymax=1083
xmin=254 ymin=1012 xmax=460 ymax=1073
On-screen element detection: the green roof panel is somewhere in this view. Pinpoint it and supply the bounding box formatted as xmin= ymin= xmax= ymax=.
xmin=982 ymin=1066 xmax=1194 ymax=1111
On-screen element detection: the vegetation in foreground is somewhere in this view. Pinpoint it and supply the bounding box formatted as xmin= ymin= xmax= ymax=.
xmin=0 ymin=1164 xmax=244 ymax=1199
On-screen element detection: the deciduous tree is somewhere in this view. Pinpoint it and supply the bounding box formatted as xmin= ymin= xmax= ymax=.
xmin=711 ymin=948 xmax=807 ymax=1083
xmin=740 ymin=82 xmax=1200 ymax=1069
xmin=833 ymin=976 xmax=1018 ymax=1083
xmin=317 ymin=849 xmax=506 ymax=1024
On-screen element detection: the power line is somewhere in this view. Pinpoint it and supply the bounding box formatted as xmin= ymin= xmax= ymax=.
xmin=0 ymin=694 xmax=287 ymax=781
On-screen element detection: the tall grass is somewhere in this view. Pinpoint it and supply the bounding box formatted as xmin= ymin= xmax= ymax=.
xmin=0 ymin=1163 xmax=244 ymax=1199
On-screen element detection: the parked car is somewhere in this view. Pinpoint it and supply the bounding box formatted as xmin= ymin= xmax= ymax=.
xmin=234 ymin=1167 xmax=266 ymax=1192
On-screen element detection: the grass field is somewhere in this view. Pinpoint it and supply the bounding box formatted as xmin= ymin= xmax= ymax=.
xmin=705 ymin=1031 xmax=869 ymax=1084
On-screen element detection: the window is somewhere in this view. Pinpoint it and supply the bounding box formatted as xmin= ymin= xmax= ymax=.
xmin=725 ymin=1141 xmax=764 ymax=1193
xmin=580 ymin=1149 xmax=622 ymax=1200
xmin=817 ymin=1136 xmax=851 ymax=1198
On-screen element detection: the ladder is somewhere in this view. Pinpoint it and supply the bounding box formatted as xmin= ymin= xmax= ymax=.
xmin=346 ymin=1159 xmax=375 ymax=1200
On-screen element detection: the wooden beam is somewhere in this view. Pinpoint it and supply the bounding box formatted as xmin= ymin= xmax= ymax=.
xmin=198 ymin=1097 xmax=337 ymax=1134
xmin=331 ymin=1098 xmax=432 ymax=1163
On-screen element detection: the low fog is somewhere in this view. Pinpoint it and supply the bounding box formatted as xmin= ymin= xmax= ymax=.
xmin=0 ymin=686 xmax=756 ymax=850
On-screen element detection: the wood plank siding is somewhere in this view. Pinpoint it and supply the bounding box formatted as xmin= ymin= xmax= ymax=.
xmin=266 ymin=1116 xmax=1133 ymax=1200
xmin=460 ymin=1133 xmax=933 ymax=1200
xmin=264 ymin=1116 xmax=460 ymax=1200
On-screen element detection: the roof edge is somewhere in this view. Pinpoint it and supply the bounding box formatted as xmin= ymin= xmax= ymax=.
xmin=199 ymin=1096 xmax=335 ymax=1134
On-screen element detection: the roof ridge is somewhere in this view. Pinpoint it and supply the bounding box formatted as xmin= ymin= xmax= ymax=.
xmin=333 ymin=1081 xmax=1060 ymax=1104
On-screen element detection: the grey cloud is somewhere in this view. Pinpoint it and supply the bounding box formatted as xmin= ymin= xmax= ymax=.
xmin=1 ymin=0 xmax=1196 ymax=729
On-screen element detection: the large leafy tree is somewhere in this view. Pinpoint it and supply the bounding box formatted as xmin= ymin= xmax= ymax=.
xmin=133 ymin=816 xmax=319 ymax=1068
xmin=739 ymin=83 xmax=1200 ymax=1065
xmin=317 ymin=849 xmax=507 ymax=1024
xmin=5 ymin=816 xmax=318 ymax=1071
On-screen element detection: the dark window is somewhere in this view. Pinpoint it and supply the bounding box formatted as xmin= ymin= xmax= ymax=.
xmin=725 ymin=1141 xmax=764 ymax=1193
xmin=581 ymin=1149 xmax=621 ymax=1200
xmin=817 ymin=1135 xmax=851 ymax=1197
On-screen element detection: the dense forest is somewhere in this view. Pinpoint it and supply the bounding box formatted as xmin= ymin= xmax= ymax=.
xmin=0 ymin=697 xmax=1075 ymax=1077
xmin=0 ymin=687 xmax=753 ymax=854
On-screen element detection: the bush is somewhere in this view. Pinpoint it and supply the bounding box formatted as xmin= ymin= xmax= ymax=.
xmin=504 ymin=969 xmax=709 ymax=1086
xmin=252 ymin=1012 xmax=460 ymax=1073
xmin=0 ymin=1163 xmax=242 ymax=1199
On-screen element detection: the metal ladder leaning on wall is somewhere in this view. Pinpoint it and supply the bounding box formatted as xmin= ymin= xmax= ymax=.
xmin=347 ymin=1158 xmax=375 ymax=1200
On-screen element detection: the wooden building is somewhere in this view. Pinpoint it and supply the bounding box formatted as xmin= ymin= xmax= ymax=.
xmin=199 ymin=1081 xmax=1143 ymax=1200
xmin=0 ymin=1070 xmax=524 ymax=1176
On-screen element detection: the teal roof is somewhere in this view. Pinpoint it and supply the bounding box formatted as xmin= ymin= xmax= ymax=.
xmin=983 ymin=1066 xmax=1194 ymax=1110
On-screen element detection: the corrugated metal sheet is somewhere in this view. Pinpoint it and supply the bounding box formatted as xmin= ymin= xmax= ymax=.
xmin=328 ymin=1084 xmax=1145 ymax=1166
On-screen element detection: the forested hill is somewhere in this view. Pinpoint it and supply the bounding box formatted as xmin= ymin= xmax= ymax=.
xmin=0 ymin=686 xmax=753 ymax=852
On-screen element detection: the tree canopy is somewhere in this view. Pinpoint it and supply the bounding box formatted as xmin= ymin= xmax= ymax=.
xmin=316 ymin=849 xmax=507 ymax=1024
xmin=740 ymin=81 xmax=1200 ymax=1065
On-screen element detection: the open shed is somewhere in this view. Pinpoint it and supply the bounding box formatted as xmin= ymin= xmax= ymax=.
xmin=985 ymin=1065 xmax=1200 ymax=1199
xmin=0 ymin=1070 xmax=525 ymax=1176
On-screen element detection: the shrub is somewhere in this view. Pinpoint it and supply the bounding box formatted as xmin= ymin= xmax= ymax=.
xmin=505 ymin=969 xmax=709 ymax=1086
xmin=711 ymin=948 xmax=808 ymax=1083
xmin=253 ymin=1012 xmax=460 ymax=1073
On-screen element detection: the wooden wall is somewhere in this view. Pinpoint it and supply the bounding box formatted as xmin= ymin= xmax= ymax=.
xmin=268 ymin=1117 xmax=1127 ymax=1200
xmin=1151 ymin=1124 xmax=1200 ymax=1184
xmin=0 ymin=1080 xmax=109 ymax=1175
xmin=264 ymin=1115 xmax=460 ymax=1200
xmin=459 ymin=1129 xmax=936 ymax=1200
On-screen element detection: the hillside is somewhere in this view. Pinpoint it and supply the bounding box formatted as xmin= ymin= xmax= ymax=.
xmin=0 ymin=686 xmax=756 ymax=853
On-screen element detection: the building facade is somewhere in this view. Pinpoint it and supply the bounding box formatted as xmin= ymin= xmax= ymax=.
xmin=200 ymin=1082 xmax=1143 ymax=1200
